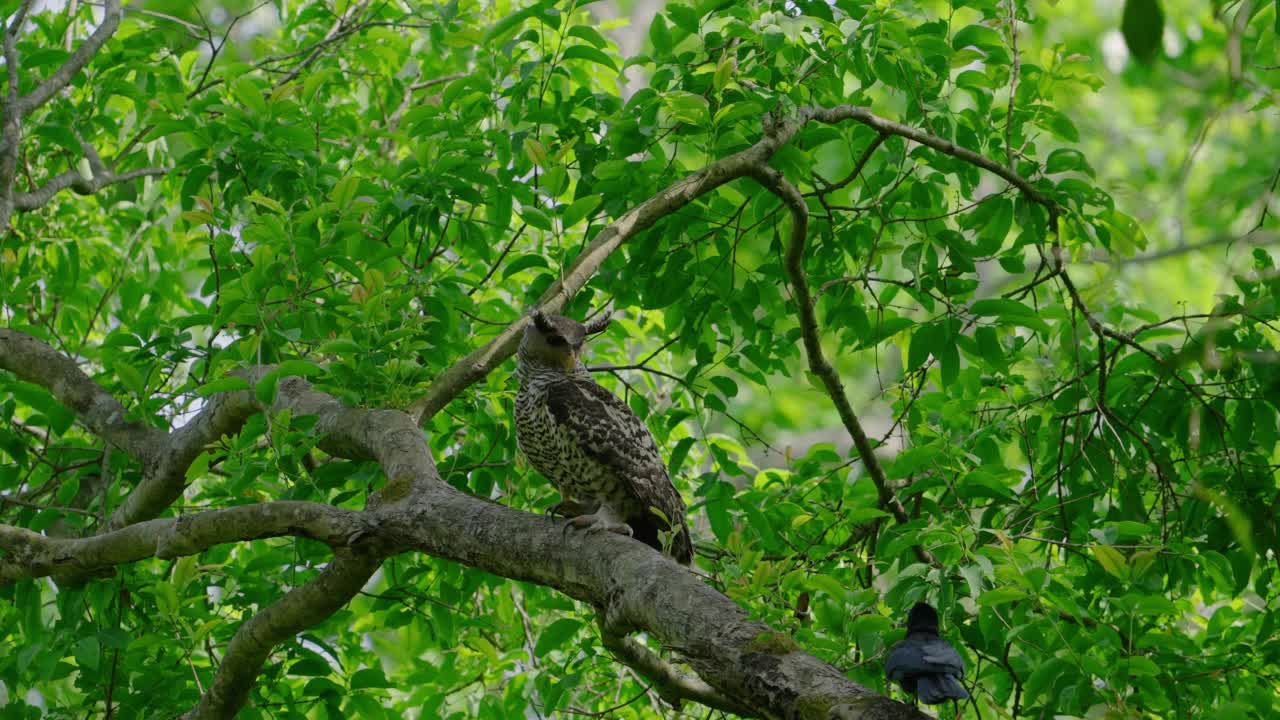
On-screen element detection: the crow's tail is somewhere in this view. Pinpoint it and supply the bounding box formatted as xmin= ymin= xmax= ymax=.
xmin=916 ymin=674 xmax=969 ymax=704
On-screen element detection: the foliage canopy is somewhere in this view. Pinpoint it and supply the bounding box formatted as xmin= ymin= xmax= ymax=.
xmin=0 ymin=0 xmax=1278 ymax=717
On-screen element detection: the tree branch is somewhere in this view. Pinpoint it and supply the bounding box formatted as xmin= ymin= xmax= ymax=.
xmin=109 ymin=381 xmax=260 ymax=529
xmin=0 ymin=328 xmax=167 ymax=461
xmin=803 ymin=105 xmax=1056 ymax=209
xmin=0 ymin=501 xmax=371 ymax=584
xmin=747 ymin=159 xmax=935 ymax=567
xmin=183 ymin=550 xmax=382 ymax=720
xmin=406 ymin=113 xmax=807 ymax=425
xmin=407 ymin=103 xmax=1063 ymax=429
xmin=13 ymin=153 xmax=167 ymax=211
xmin=0 ymin=0 xmax=34 ymax=229
xmin=17 ymin=0 xmax=122 ymax=115
xmin=0 ymin=329 xmax=261 ymax=530
xmin=206 ymin=371 xmax=923 ymax=719
xmin=600 ymin=631 xmax=756 ymax=717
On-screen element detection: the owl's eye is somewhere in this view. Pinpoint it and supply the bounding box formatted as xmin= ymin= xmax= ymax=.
xmin=547 ymin=335 xmax=567 ymax=347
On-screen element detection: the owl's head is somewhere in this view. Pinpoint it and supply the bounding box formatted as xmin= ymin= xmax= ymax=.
xmin=519 ymin=309 xmax=611 ymax=372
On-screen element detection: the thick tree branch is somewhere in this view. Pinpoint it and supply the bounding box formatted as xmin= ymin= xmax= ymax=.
xmin=191 ymin=372 xmax=924 ymax=719
xmin=0 ymin=329 xmax=167 ymax=460
xmin=0 ymin=329 xmax=261 ymax=529
xmin=378 ymin=465 xmax=923 ymax=719
xmin=109 ymin=383 xmax=259 ymax=529
xmin=183 ymin=550 xmax=382 ymax=720
xmin=0 ymin=501 xmax=370 ymax=584
xmin=178 ymin=378 xmax=436 ymax=719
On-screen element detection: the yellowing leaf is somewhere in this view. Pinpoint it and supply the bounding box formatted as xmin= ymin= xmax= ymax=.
xmin=1093 ymin=544 xmax=1128 ymax=579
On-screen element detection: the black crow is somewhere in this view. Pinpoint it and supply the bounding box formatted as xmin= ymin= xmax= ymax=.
xmin=885 ymin=602 xmax=970 ymax=704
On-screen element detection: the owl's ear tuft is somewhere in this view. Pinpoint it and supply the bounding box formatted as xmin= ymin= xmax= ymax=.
xmin=583 ymin=311 xmax=612 ymax=335
xmin=531 ymin=309 xmax=555 ymax=333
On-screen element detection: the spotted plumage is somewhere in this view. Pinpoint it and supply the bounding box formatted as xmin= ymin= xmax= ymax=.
xmin=515 ymin=310 xmax=693 ymax=564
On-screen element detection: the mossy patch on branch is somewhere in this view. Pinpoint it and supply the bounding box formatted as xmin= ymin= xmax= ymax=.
xmin=746 ymin=629 xmax=800 ymax=655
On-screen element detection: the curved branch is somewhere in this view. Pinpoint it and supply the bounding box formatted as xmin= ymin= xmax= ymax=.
xmin=748 ymin=163 xmax=936 ymax=568
xmin=201 ymin=373 xmax=924 ymax=719
xmin=0 ymin=329 xmax=262 ymax=529
xmin=109 ymin=383 xmax=260 ymax=529
xmin=406 ymin=118 xmax=807 ymax=425
xmin=183 ymin=549 xmax=382 ymax=720
xmin=0 ymin=501 xmax=371 ymax=584
xmin=0 ymin=328 xmax=167 ymax=461
xmin=804 ymin=105 xmax=1056 ymax=211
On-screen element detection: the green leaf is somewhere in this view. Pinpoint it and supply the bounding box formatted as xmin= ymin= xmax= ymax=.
xmin=115 ymin=362 xmax=147 ymax=396
xmin=74 ymin=637 xmax=100 ymax=672
xmin=155 ymin=581 xmax=179 ymax=616
xmin=649 ymin=14 xmax=672 ymax=55
xmin=247 ymin=191 xmax=286 ymax=214
xmin=807 ymin=574 xmax=848 ymax=602
xmin=484 ymin=0 xmax=551 ymax=43
xmin=561 ymin=195 xmax=601 ymax=228
xmin=520 ymin=206 xmax=553 ymax=231
xmin=172 ymin=554 xmax=198 ymax=591
xmin=330 ymin=175 xmax=360 ymax=208
xmin=318 ymin=338 xmax=362 ymax=356
xmin=349 ymin=667 xmax=392 ymax=690
xmin=231 ymin=77 xmax=267 ymax=115
xmin=1093 ymin=544 xmax=1129 ymax=579
xmin=523 ymin=137 xmax=548 ymax=166
xmin=197 ymin=376 xmax=251 ymax=397
xmin=567 ymin=25 xmax=608 ymax=48
xmin=255 ymin=372 xmax=282 ymax=406
xmin=976 ymin=200 xmax=1013 ymax=255
xmin=709 ymin=376 xmax=738 ymax=398
xmin=1045 ymin=148 xmax=1090 ymax=175
xmin=952 ymin=24 xmax=1005 ymax=52
xmin=663 ymin=91 xmax=709 ymax=126
xmin=277 ymin=360 xmax=324 ymax=379
xmin=501 ymin=254 xmax=550 ymax=280
xmin=561 ymin=44 xmax=617 ymax=71
xmin=534 ymin=618 xmax=581 ymax=657
xmin=970 ymin=298 xmax=1051 ymax=334
xmin=979 ymin=586 xmax=1026 ymax=606
xmin=186 ymin=451 xmax=211 ymax=481
xmin=713 ymin=56 xmax=733 ymax=92
xmin=290 ymin=657 xmax=332 ymax=676
xmin=667 ymin=437 xmax=696 ymax=476
xmin=1122 ymin=0 xmax=1164 ymax=64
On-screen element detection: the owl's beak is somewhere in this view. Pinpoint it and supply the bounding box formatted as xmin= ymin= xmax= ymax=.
xmin=560 ymin=349 xmax=578 ymax=371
